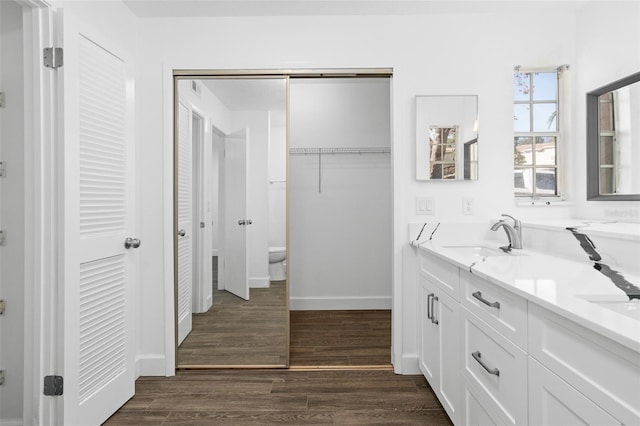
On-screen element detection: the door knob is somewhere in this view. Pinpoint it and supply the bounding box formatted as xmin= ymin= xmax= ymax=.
xmin=178 ymin=229 xmax=186 ymax=237
xmin=124 ymin=237 xmax=141 ymax=249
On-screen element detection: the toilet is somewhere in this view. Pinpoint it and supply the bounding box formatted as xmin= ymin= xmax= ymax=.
xmin=268 ymin=246 xmax=287 ymax=281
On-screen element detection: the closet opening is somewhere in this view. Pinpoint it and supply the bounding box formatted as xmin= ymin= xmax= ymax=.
xmin=173 ymin=69 xmax=393 ymax=370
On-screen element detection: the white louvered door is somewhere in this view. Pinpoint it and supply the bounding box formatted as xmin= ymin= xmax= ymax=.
xmin=176 ymin=102 xmax=193 ymax=345
xmin=60 ymin=10 xmax=136 ymax=425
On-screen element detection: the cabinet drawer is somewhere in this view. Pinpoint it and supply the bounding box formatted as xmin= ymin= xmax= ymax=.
xmin=462 ymin=383 xmax=499 ymax=426
xmin=461 ymin=270 xmax=528 ymax=349
xmin=529 ymin=304 xmax=640 ymax=426
xmin=419 ymin=250 xmax=459 ymax=300
xmin=462 ymin=308 xmax=527 ymax=426
xmin=529 ymin=356 xmax=620 ymax=426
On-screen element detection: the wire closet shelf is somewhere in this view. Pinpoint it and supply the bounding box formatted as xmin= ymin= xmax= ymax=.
xmin=289 ymin=147 xmax=390 ymax=155
xmin=289 ymin=147 xmax=390 ymax=193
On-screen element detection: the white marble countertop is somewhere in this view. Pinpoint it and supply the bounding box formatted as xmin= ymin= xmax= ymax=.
xmin=416 ymin=239 xmax=640 ymax=353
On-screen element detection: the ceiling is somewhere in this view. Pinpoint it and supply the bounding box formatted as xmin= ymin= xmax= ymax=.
xmin=123 ymin=0 xmax=593 ymax=18
xmin=198 ymin=78 xmax=287 ymax=125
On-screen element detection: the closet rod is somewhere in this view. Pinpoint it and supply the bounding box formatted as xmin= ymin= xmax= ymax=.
xmin=289 ymin=147 xmax=390 ymax=155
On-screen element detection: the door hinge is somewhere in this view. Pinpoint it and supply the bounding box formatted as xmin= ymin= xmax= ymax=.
xmin=0 ymin=230 xmax=5 ymax=246
xmin=0 ymin=370 xmax=5 ymax=385
xmin=0 ymin=92 xmax=5 ymax=108
xmin=43 ymin=375 xmax=63 ymax=396
xmin=0 ymin=299 xmax=5 ymax=315
xmin=0 ymin=161 xmax=6 ymax=177
xmin=43 ymin=47 xmax=63 ymax=69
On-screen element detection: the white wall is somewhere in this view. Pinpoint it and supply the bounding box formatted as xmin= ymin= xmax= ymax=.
xmin=572 ymin=1 xmax=640 ymax=220
xmin=0 ymin=1 xmax=25 ymax=422
xmin=130 ymin=3 xmax=640 ymax=375
xmin=288 ymin=78 xmax=392 ymax=309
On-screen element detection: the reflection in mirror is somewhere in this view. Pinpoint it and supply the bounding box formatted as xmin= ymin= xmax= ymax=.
xmin=429 ymin=125 xmax=458 ymax=179
xmin=587 ymin=71 xmax=640 ymax=201
xmin=174 ymin=76 xmax=289 ymax=367
xmin=416 ymin=95 xmax=478 ymax=180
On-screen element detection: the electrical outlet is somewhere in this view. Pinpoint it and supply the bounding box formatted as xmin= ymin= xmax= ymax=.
xmin=462 ymin=198 xmax=474 ymax=215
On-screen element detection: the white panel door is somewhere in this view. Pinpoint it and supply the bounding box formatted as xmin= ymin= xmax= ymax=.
xmin=224 ymin=129 xmax=249 ymax=300
xmin=177 ymin=102 xmax=193 ymax=345
xmin=60 ymin=10 xmax=136 ymax=425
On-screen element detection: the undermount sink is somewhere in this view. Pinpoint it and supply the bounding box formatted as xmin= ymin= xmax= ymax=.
xmin=442 ymin=245 xmax=510 ymax=257
xmin=579 ymin=297 xmax=640 ymax=320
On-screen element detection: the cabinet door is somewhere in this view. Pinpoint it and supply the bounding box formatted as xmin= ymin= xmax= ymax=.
xmin=435 ymin=288 xmax=461 ymax=424
xmin=419 ymin=276 xmax=460 ymax=425
xmin=529 ymin=357 xmax=620 ymax=426
xmin=419 ymin=277 xmax=439 ymax=385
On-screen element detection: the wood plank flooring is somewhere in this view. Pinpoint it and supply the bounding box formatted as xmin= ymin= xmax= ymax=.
xmin=290 ymin=310 xmax=391 ymax=366
xmin=177 ymin=281 xmax=288 ymax=366
xmin=104 ymin=369 xmax=453 ymax=425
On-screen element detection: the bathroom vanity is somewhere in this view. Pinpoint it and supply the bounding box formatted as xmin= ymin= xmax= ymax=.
xmin=412 ymin=221 xmax=640 ymax=425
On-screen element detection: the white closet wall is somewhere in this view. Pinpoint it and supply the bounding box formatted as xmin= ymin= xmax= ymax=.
xmin=288 ymin=78 xmax=392 ymax=310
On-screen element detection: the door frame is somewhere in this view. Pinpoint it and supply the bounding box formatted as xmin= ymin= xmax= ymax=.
xmin=170 ymin=69 xmax=393 ymax=370
xmin=18 ymin=0 xmax=59 ymax=423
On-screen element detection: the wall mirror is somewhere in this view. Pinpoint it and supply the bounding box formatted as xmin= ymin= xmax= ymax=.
xmin=174 ymin=76 xmax=289 ymax=368
xmin=416 ymin=95 xmax=478 ymax=180
xmin=587 ymin=71 xmax=640 ymax=201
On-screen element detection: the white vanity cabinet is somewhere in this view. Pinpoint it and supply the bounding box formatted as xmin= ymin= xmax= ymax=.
xmin=528 ymin=304 xmax=640 ymax=426
xmin=415 ymin=242 xmax=640 ymax=426
xmin=417 ymin=251 xmax=461 ymax=424
xmin=459 ymin=270 xmax=528 ymax=426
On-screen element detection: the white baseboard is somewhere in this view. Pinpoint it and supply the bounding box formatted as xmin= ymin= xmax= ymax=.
xmin=0 ymin=420 xmax=23 ymax=426
xmin=135 ymin=354 xmax=167 ymax=377
xmin=249 ymin=276 xmax=270 ymax=288
xmin=398 ymin=353 xmax=421 ymax=375
xmin=289 ymin=296 xmax=391 ymax=311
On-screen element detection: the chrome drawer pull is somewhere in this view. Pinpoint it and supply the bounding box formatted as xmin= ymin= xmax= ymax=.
xmin=472 ymin=351 xmax=500 ymax=376
xmin=427 ymin=293 xmax=433 ymax=320
xmin=472 ymin=291 xmax=500 ymax=309
xmin=430 ymin=294 xmax=439 ymax=325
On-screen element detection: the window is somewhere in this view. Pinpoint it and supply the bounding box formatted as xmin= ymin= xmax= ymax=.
xmin=513 ymin=69 xmax=562 ymax=197
xmin=598 ymin=92 xmax=616 ymax=194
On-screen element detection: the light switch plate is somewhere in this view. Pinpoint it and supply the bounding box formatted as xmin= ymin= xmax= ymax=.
xmin=416 ymin=197 xmax=434 ymax=215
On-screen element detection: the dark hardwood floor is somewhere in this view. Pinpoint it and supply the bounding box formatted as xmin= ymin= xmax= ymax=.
xmin=118 ymin=261 xmax=449 ymax=425
xmin=178 ymin=281 xmax=288 ymax=366
xmin=290 ymin=310 xmax=391 ymax=366
xmin=104 ymin=369 xmax=453 ymax=425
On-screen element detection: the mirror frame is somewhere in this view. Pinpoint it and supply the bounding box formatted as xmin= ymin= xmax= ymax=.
xmin=586 ymin=71 xmax=640 ymax=201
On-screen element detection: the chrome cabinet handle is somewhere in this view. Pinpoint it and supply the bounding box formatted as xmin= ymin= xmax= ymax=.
xmin=427 ymin=293 xmax=433 ymax=320
xmin=238 ymin=220 xmax=246 ymax=226
xmin=124 ymin=237 xmax=141 ymax=249
xmin=472 ymin=291 xmax=500 ymax=309
xmin=178 ymin=229 xmax=186 ymax=237
xmin=472 ymin=351 xmax=500 ymax=376
xmin=430 ymin=294 xmax=439 ymax=325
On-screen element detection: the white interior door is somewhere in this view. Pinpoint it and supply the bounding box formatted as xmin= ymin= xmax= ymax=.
xmin=192 ymin=111 xmax=212 ymax=313
xmin=223 ymin=129 xmax=249 ymax=300
xmin=60 ymin=9 xmax=136 ymax=425
xmin=177 ymin=102 xmax=193 ymax=345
